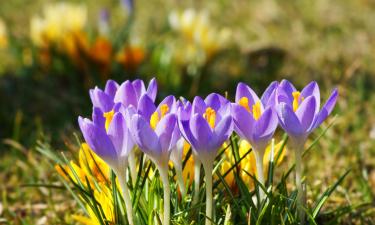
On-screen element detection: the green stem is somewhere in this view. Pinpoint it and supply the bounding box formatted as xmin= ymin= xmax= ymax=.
xmin=193 ymin=155 xmax=201 ymax=205
xmin=128 ymin=150 xmax=137 ymax=186
xmin=175 ymin=164 xmax=186 ymax=199
xmin=253 ymin=149 xmax=265 ymax=201
xmin=158 ymin=165 xmax=171 ymax=225
xmin=294 ymin=142 xmax=305 ymax=225
xmin=202 ymin=161 xmax=213 ymax=225
xmin=117 ymin=167 xmax=134 ymax=225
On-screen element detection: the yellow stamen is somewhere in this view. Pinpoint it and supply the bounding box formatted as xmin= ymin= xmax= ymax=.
xmin=160 ymin=104 xmax=169 ymax=117
xmin=103 ymin=110 xmax=114 ymax=131
xmin=239 ymin=97 xmax=251 ymax=112
xmin=292 ymin=91 xmax=304 ymax=112
xmin=203 ymin=107 xmax=216 ymax=128
xmin=252 ymin=101 xmax=262 ymax=121
xmin=150 ymin=111 xmax=160 ymax=130
xmin=150 ymin=104 xmax=170 ymax=130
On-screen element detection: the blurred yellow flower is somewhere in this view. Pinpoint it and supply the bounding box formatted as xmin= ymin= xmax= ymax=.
xmin=73 ymin=183 xmax=116 ymax=225
xmin=55 ymin=143 xmax=110 ymax=187
xmin=220 ymin=139 xmax=287 ymax=190
xmin=30 ymin=2 xmax=87 ymax=48
xmin=169 ymin=9 xmax=231 ymax=62
xmin=0 ymin=19 xmax=8 ymax=49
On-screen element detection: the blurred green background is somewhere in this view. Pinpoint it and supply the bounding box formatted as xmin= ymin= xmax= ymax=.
xmin=0 ymin=0 xmax=374 ymax=224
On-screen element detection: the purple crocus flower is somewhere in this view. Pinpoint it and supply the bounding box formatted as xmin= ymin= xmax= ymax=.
xmin=130 ymin=95 xmax=179 ymax=225
xmin=78 ymin=106 xmax=135 ymax=225
xmin=130 ymin=94 xmax=179 ymax=164
xmin=90 ymin=78 xmax=157 ymax=114
xmin=178 ymin=93 xmax=233 ymax=225
xmin=178 ymin=93 xmax=233 ymax=160
xmin=78 ymin=107 xmax=134 ymax=171
xmin=89 ymin=80 xmax=119 ymax=113
xmin=275 ymin=79 xmax=338 ymax=223
xmin=114 ymin=78 xmax=157 ymax=109
xmin=231 ymin=82 xmax=278 ymax=200
xmin=232 ymin=82 xmax=279 ymax=151
xmin=276 ymin=80 xmax=338 ymax=147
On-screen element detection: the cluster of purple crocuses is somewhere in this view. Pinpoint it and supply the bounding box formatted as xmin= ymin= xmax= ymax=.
xmin=78 ymin=78 xmax=338 ymax=225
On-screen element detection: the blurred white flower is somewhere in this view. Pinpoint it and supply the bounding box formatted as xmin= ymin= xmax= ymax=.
xmin=30 ymin=2 xmax=87 ymax=47
xmin=0 ymin=19 xmax=8 ymax=49
xmin=169 ymin=8 xmax=231 ymax=64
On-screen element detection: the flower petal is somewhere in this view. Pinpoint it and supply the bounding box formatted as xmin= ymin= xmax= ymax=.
xmin=178 ymin=108 xmax=199 ymax=150
xmin=301 ymin=81 xmax=320 ymax=114
xmin=213 ymin=115 xmax=233 ymax=148
xmin=155 ymin=114 xmax=178 ymax=152
xmin=147 ymin=78 xmax=158 ymax=101
xmin=90 ymin=87 xmax=113 ymax=112
xmin=231 ymin=104 xmax=255 ymax=141
xmin=311 ymin=88 xmax=338 ymax=130
xmin=205 ymin=93 xmax=228 ymax=111
xmin=157 ymin=95 xmax=176 ymax=114
xmin=104 ymin=80 xmax=119 ymax=99
xmin=295 ymin=96 xmax=316 ymax=131
xmin=235 ymin=82 xmax=260 ymax=107
xmin=78 ymin=117 xmax=117 ymax=161
xmin=107 ymin=112 xmax=134 ymax=158
xmin=130 ymin=114 xmax=161 ymax=155
xmin=114 ymin=80 xmax=138 ymax=107
xmin=189 ymin=113 xmax=214 ymax=152
xmin=137 ymin=94 xmax=156 ymax=120
xmin=252 ymin=108 xmax=278 ymax=150
xmin=132 ymin=79 xmax=147 ymax=101
xmin=261 ymin=81 xmax=278 ymax=107
xmin=277 ymin=103 xmax=303 ymax=136
xmin=92 ymin=107 xmax=105 ymax=128
xmin=192 ymin=96 xmax=206 ymax=115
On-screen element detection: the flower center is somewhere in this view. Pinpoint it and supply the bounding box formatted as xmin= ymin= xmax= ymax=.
xmin=239 ymin=97 xmax=262 ymax=121
xmin=292 ymin=91 xmax=304 ymax=112
xmin=103 ymin=110 xmax=114 ymax=131
xmin=203 ymin=107 xmax=216 ymax=128
xmin=252 ymin=101 xmax=261 ymax=121
xmin=150 ymin=104 xmax=170 ymax=130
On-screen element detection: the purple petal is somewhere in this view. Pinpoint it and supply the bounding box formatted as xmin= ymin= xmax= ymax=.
xmin=192 ymin=96 xmax=206 ymax=115
xmin=277 ymin=103 xmax=303 ymax=136
xmin=114 ymin=81 xmax=138 ymax=108
xmin=157 ymin=95 xmax=176 ymax=114
xmin=92 ymin=107 xmax=105 ymax=128
xmin=104 ymin=80 xmax=119 ymax=98
xmin=137 ymin=94 xmax=156 ymax=120
xmin=301 ymin=81 xmax=320 ymax=114
xmin=178 ymin=109 xmax=199 ymax=150
xmin=231 ymin=104 xmax=255 ymax=141
xmin=261 ymin=81 xmax=278 ymax=107
xmin=277 ymin=80 xmax=296 ymax=105
xmin=235 ymin=82 xmax=260 ymax=107
xmin=132 ymin=79 xmax=147 ymax=101
xmin=311 ymin=88 xmax=338 ymax=130
xmin=147 ymin=78 xmax=158 ymax=102
xmin=295 ymin=96 xmax=316 ymax=131
xmin=107 ymin=113 xmax=134 ymax=158
xmin=279 ymin=79 xmax=297 ymax=96
xmin=205 ymin=93 xmax=228 ymax=111
xmin=155 ymin=114 xmax=178 ymax=152
xmin=189 ymin=113 xmax=214 ymax=152
xmin=252 ymin=108 xmax=278 ymax=149
xmin=130 ymin=114 xmax=161 ymax=155
xmin=213 ymin=115 xmax=233 ymax=148
xmin=78 ymin=117 xmax=117 ymax=161
xmin=90 ymin=87 xmax=114 ymax=112
xmin=322 ymin=88 xmax=338 ymax=115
